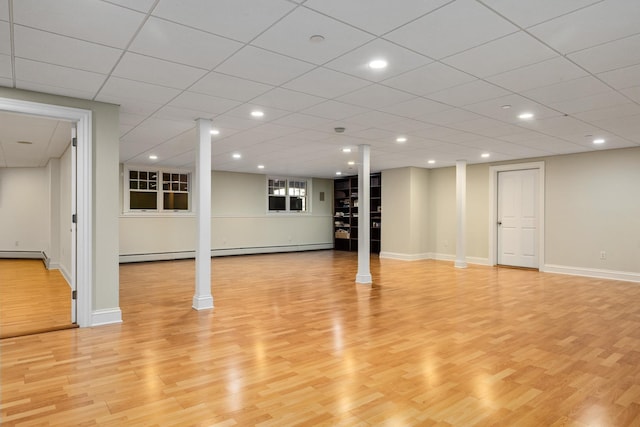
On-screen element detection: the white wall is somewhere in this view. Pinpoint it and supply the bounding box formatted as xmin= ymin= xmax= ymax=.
xmin=0 ymin=167 xmax=49 ymax=252
xmin=120 ymin=170 xmax=334 ymax=260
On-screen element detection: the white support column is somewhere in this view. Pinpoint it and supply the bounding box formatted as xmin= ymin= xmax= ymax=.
xmin=455 ymin=160 xmax=467 ymax=269
xmin=193 ymin=118 xmax=214 ymax=310
xmin=356 ymin=144 xmax=372 ymax=284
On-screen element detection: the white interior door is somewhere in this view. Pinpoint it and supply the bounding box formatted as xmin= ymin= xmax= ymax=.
xmin=497 ymin=169 xmax=539 ymax=268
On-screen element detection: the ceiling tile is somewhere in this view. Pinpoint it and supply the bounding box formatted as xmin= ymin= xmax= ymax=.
xmin=0 ymin=53 xmax=10 ymax=79
xmin=522 ymin=76 xmax=611 ymax=105
xmin=112 ymin=52 xmax=208 ymax=89
xmin=548 ymin=90 xmax=630 ymax=115
xmin=283 ymin=67 xmax=370 ymax=98
xmin=168 ymin=92 xmax=241 ymax=116
xmin=129 ymin=17 xmax=243 ymax=70
xmin=379 ymin=97 xmax=449 ymax=119
xmin=0 ymin=0 xmax=7 ymax=21
xmin=486 ymin=56 xmax=589 ymax=93
xmin=568 ymin=33 xmax=640 ymax=74
xmin=102 ymin=0 xmax=156 ymax=13
xmin=13 ymin=0 xmax=145 ymax=48
xmin=336 ymin=84 xmax=414 ymax=109
xmin=573 ymin=103 xmax=640 ymax=122
xmin=620 ymin=86 xmax=640 ymax=104
xmin=304 ymin=0 xmax=451 ymax=36
xmin=344 ymin=111 xmax=404 ymax=127
xmin=529 ymin=0 xmax=640 ymax=54
xmin=426 ymin=80 xmax=510 ymax=107
xmin=14 ymin=58 xmax=105 ymax=95
xmin=443 ymin=31 xmax=557 ymax=78
xmin=14 ymin=25 xmax=122 ymax=74
xmin=223 ymin=104 xmax=292 ymax=123
xmin=302 ymin=100 xmax=367 ymax=121
xmin=189 ymin=71 xmax=273 ymax=102
xmin=97 ymin=95 xmax=163 ymax=117
xmin=463 ymin=94 xmax=562 ymax=122
xmin=598 ymin=64 xmax=640 ymax=90
xmin=215 ymin=46 xmax=314 ymax=86
xmin=325 ymin=38 xmax=432 ymax=83
xmin=152 ymin=0 xmax=295 ymax=43
xmin=252 ymin=7 xmax=373 ymax=65
xmin=250 ymin=88 xmax=325 ymax=112
xmin=416 ymin=108 xmax=482 ymax=126
xmin=479 ymin=0 xmax=601 ymax=28
xmin=384 ymin=0 xmax=517 ymax=59
xmin=97 ymin=76 xmax=181 ymax=105
xmin=0 ymin=21 xmax=9 ymax=55
xmin=382 ymin=62 xmax=476 ymax=96
xmin=273 ymin=112 xmax=334 ymax=129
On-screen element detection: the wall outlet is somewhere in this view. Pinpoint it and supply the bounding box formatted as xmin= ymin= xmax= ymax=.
xmin=600 ymin=251 xmax=606 ymax=260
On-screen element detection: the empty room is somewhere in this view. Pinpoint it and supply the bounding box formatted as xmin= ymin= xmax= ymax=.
xmin=1 ymin=0 xmax=640 ymax=425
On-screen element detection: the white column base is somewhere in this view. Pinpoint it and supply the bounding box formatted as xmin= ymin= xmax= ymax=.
xmin=355 ymin=273 xmax=372 ymax=284
xmin=192 ymin=295 xmax=214 ymax=311
xmin=454 ymin=260 xmax=468 ymax=269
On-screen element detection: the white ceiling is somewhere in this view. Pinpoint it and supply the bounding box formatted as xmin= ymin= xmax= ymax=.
xmin=1 ymin=0 xmax=639 ymax=177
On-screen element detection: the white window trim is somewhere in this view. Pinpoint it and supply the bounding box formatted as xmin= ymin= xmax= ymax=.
xmin=123 ymin=165 xmax=194 ymax=215
xmin=266 ymin=176 xmax=312 ymax=215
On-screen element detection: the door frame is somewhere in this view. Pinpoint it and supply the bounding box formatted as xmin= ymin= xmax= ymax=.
xmin=489 ymin=161 xmax=545 ymax=270
xmin=0 ymin=97 xmax=92 ymax=327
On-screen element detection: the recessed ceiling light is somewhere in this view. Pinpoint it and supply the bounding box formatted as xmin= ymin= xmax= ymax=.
xmin=336 ymin=171 xmax=342 ymax=176
xmin=368 ymin=59 xmax=388 ymax=69
xmin=501 ymin=105 xmax=511 ymax=109
xmin=593 ymin=138 xmax=606 ymax=144
xmin=518 ymin=112 xmax=534 ymax=120
xmin=481 ymin=153 xmax=490 ymax=158
xmin=342 ymin=148 xmax=351 ymax=153
xmin=149 ymin=155 xmax=158 ymax=160
xmin=257 ymin=164 xmax=265 ymax=169
xmin=210 ymin=129 xmax=220 ymax=135
xmin=232 ymin=153 xmax=241 ymax=159
xmin=428 ymin=159 xmax=436 ymax=164
xmin=396 ymin=137 xmax=407 ymax=143
xmin=309 ymin=34 xmax=325 ymax=43
xmin=251 ymin=110 xmax=264 ymax=118
xmin=347 ymin=161 xmax=355 ymax=166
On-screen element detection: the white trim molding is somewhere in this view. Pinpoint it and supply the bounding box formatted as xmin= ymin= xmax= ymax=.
xmin=379 ymin=251 xmax=490 ymax=266
xmin=489 ymin=161 xmax=545 ymax=268
xmin=91 ymin=308 xmax=123 ymax=326
xmin=544 ymin=264 xmax=640 ymax=283
xmin=379 ymin=252 xmax=430 ymax=261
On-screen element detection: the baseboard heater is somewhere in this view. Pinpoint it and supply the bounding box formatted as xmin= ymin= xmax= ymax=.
xmin=0 ymin=250 xmax=53 ymax=269
xmin=119 ymin=243 xmax=333 ymax=263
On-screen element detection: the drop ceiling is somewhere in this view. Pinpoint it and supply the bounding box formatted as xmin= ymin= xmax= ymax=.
xmin=0 ymin=0 xmax=639 ymax=177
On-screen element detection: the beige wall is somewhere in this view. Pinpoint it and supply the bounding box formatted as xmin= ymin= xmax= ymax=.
xmin=120 ymin=171 xmax=334 ymax=257
xmin=0 ymin=87 xmax=120 ymax=313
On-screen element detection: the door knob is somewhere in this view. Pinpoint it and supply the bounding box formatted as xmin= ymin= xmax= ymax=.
xmin=497 ymin=221 xmax=502 ymax=225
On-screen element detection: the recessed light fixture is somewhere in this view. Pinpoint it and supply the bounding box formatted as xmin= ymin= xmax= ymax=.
xmin=149 ymin=155 xmax=158 ymax=160
xmin=347 ymin=161 xmax=355 ymax=166
xmin=210 ymin=129 xmax=220 ymax=135
xmin=428 ymin=159 xmax=436 ymax=164
xmin=251 ymin=110 xmax=264 ymax=118
xmin=518 ymin=112 xmax=534 ymax=120
xmin=232 ymin=153 xmax=241 ymax=159
xmin=368 ymin=59 xmax=388 ymax=69
xmin=396 ymin=137 xmax=407 ymax=143
xmin=342 ymin=148 xmax=351 ymax=153
xmin=336 ymin=171 xmax=342 ymax=176
xmin=481 ymin=153 xmax=491 ymax=158
xmin=593 ymin=138 xmax=606 ymax=144
xmin=309 ymin=34 xmax=325 ymax=43
xmin=501 ymin=105 xmax=512 ymax=109
xmin=257 ymin=164 xmax=265 ymax=169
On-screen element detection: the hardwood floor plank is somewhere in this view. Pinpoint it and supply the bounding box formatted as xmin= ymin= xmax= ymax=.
xmin=2 ymin=251 xmax=640 ymax=425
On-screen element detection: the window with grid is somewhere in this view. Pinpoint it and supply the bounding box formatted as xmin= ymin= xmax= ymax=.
xmin=267 ymin=177 xmax=309 ymax=213
xmin=125 ymin=166 xmax=191 ymax=213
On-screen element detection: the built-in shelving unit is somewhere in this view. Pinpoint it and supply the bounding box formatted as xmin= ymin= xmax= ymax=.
xmin=334 ymin=173 xmax=381 ymax=253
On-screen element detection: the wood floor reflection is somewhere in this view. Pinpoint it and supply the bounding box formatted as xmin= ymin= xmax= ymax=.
xmin=2 ymin=251 xmax=640 ymax=425
xmin=0 ymin=259 xmax=73 ymax=339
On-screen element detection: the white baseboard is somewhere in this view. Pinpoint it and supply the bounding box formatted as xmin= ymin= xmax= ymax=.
xmin=91 ymin=308 xmax=122 ymax=326
xmin=119 ymin=243 xmax=334 ymax=263
xmin=58 ymin=264 xmax=72 ymax=288
xmin=0 ymin=250 xmax=43 ymax=259
xmin=379 ymin=251 xmax=430 ymax=261
xmin=544 ymin=264 xmax=640 ymax=283
xmin=380 ymin=251 xmax=490 ymax=266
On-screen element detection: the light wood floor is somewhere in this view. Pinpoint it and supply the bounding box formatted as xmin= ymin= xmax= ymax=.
xmin=0 ymin=259 xmax=73 ymax=339
xmin=2 ymin=251 xmax=640 ymax=426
